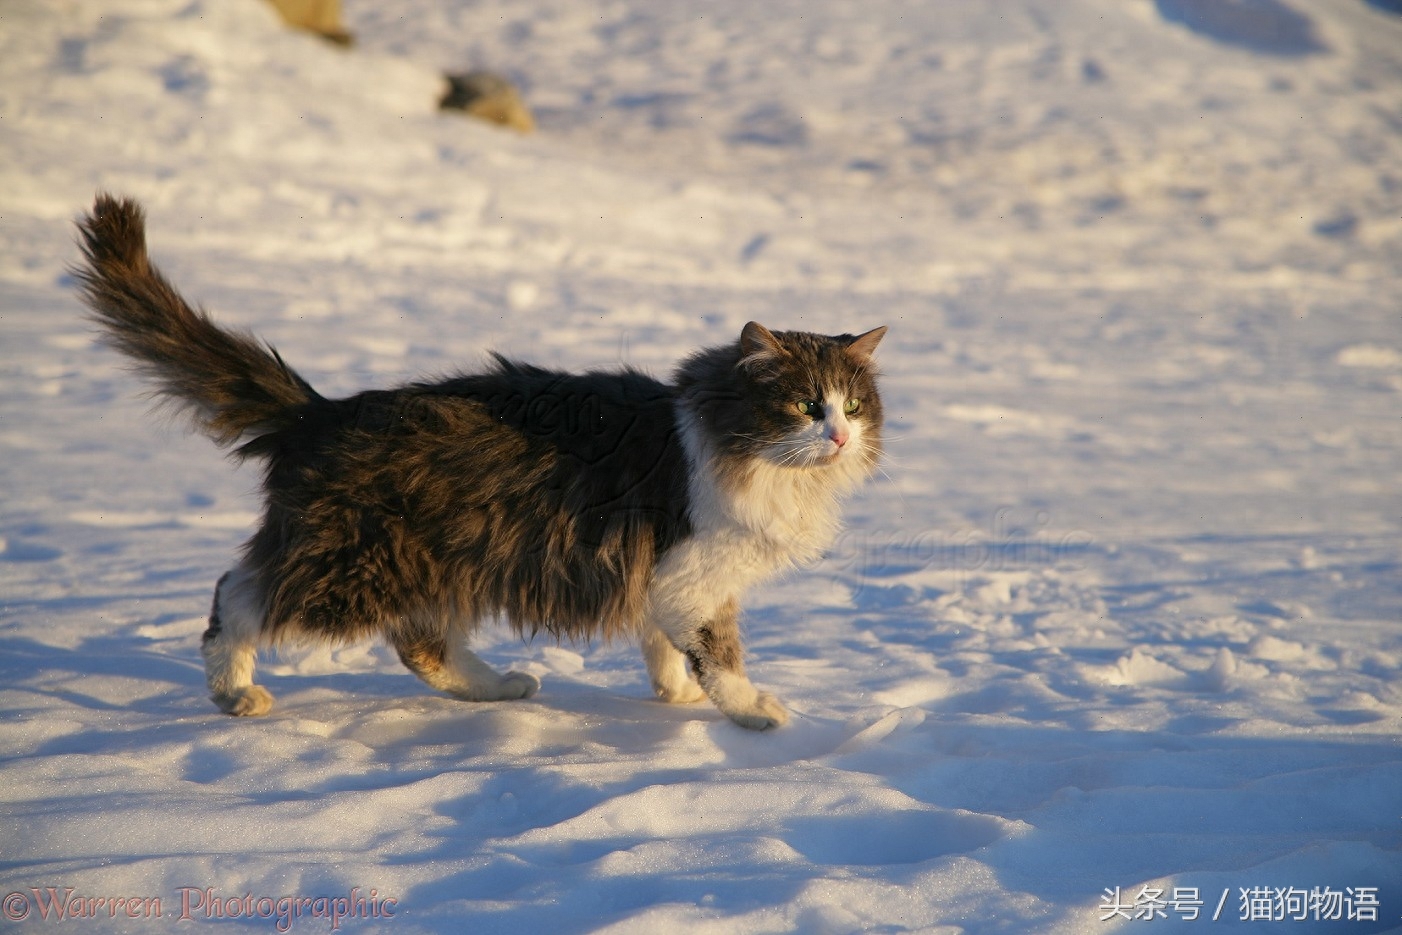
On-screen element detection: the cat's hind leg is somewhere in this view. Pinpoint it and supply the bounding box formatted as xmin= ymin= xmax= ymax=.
xmin=203 ymin=565 xmax=275 ymax=716
xmin=641 ymin=625 xmax=705 ymax=704
xmin=394 ymin=632 xmax=540 ymax=702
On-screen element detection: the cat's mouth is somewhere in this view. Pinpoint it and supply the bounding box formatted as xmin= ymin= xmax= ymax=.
xmin=776 ymin=446 xmax=844 ymax=468
xmin=759 ymin=437 xmax=851 ymax=469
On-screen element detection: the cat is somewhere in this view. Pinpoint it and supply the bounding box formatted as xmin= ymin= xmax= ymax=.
xmin=73 ymin=193 xmax=886 ymax=730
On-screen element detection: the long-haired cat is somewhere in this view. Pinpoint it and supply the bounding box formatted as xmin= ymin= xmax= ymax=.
xmin=73 ymin=194 xmax=886 ymax=730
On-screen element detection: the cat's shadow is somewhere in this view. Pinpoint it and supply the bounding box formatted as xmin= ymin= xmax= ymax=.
xmin=265 ymin=663 xmax=859 ymax=770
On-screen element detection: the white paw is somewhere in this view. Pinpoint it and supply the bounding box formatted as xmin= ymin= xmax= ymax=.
xmin=495 ymin=671 xmax=541 ymax=700
xmin=213 ymin=685 xmax=274 ymax=717
xmin=446 ymin=670 xmax=540 ymax=702
xmin=725 ymin=691 xmax=790 ymax=731
xmin=654 ymin=679 xmax=707 ymax=705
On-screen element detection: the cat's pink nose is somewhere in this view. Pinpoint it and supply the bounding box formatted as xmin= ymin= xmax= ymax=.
xmin=830 ymin=429 xmax=848 ymax=448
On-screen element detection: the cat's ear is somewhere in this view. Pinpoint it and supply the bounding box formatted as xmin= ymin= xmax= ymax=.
xmin=845 ymin=326 xmax=888 ymax=361
xmin=739 ymin=321 xmax=786 ymax=372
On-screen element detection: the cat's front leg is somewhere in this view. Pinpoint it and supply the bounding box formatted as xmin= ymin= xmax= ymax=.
xmin=640 ymin=626 xmax=706 ymax=704
xmin=661 ymin=598 xmax=789 ymax=730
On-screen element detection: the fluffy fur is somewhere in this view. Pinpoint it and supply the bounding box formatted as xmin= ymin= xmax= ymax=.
xmin=73 ymin=193 xmax=886 ymax=730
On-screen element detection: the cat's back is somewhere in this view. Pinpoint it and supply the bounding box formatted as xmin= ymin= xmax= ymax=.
xmin=302 ymin=358 xmax=690 ymax=535
xmin=432 ymin=358 xmax=679 ymax=474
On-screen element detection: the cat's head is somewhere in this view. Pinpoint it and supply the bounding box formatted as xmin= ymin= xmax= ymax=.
xmin=735 ymin=321 xmax=886 ymax=473
xmin=677 ymin=321 xmax=887 ymax=481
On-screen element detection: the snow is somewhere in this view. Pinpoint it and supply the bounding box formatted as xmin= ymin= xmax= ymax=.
xmin=2 ymin=0 xmax=1400 ymax=931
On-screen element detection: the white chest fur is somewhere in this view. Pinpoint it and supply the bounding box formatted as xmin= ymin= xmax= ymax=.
xmin=650 ymin=403 xmax=865 ymax=619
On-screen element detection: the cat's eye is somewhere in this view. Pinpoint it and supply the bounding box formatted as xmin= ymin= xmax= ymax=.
xmin=796 ymin=399 xmax=820 ymax=417
xmin=844 ymin=398 xmax=862 ymax=415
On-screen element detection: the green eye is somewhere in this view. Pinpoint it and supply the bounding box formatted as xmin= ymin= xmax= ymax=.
xmin=844 ymin=398 xmax=861 ymax=415
xmin=796 ymin=399 xmax=820 ymax=417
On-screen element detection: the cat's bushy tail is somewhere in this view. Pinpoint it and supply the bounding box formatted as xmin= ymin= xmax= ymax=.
xmin=74 ymin=193 xmax=320 ymax=456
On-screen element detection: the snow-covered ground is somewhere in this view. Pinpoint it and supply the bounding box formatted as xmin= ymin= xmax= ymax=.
xmin=2 ymin=0 xmax=1400 ymax=931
